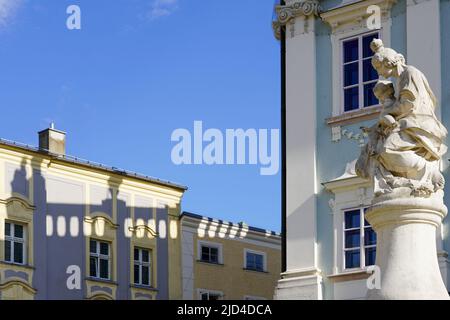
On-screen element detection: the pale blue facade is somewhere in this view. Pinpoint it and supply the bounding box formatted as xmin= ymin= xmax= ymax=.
xmin=274 ymin=0 xmax=450 ymax=299
xmin=316 ymin=0 xmax=449 ymax=299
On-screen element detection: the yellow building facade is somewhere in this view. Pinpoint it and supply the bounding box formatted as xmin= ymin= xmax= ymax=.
xmin=0 ymin=127 xmax=186 ymax=300
xmin=180 ymin=212 xmax=281 ymax=300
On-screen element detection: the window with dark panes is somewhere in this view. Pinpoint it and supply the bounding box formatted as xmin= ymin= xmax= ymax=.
xmin=134 ymin=247 xmax=152 ymax=286
xmin=344 ymin=208 xmax=376 ymax=269
xmin=200 ymin=245 xmax=219 ymax=263
xmin=89 ymin=239 xmax=110 ymax=280
xmin=342 ymin=32 xmax=380 ymax=112
xmin=4 ymin=222 xmax=26 ymax=265
xmin=245 ymin=251 xmax=265 ymax=272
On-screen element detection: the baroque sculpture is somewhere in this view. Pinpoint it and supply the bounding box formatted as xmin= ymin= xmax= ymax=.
xmin=357 ymin=39 xmax=447 ymax=197
xmin=356 ymin=39 xmax=449 ymax=299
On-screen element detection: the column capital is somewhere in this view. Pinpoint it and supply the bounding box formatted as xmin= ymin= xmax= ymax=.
xmin=272 ymin=0 xmax=321 ymax=40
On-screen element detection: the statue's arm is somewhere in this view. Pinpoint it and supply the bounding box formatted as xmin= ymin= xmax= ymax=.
xmin=385 ymin=91 xmax=415 ymax=118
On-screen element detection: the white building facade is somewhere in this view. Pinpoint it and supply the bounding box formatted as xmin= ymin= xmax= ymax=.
xmin=273 ymin=0 xmax=450 ymax=299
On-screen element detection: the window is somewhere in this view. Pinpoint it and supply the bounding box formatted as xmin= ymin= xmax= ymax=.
xmin=344 ymin=208 xmax=376 ymax=269
xmin=134 ymin=248 xmax=152 ymax=286
xmin=89 ymin=239 xmax=110 ymax=280
xmin=200 ymin=244 xmax=219 ymax=264
xmin=342 ymin=32 xmax=379 ymax=112
xmin=245 ymin=250 xmax=266 ymax=272
xmin=4 ymin=222 xmax=26 ymax=265
xmin=199 ymin=290 xmax=223 ymax=301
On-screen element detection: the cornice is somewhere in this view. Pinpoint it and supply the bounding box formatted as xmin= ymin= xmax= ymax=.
xmin=321 ymin=0 xmax=397 ymax=34
xmin=272 ymin=0 xmax=321 ymax=40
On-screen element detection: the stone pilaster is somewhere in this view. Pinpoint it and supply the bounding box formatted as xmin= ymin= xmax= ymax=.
xmin=273 ymin=0 xmax=322 ymax=300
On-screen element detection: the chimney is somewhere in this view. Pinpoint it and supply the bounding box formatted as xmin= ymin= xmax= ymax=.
xmin=38 ymin=123 xmax=66 ymax=155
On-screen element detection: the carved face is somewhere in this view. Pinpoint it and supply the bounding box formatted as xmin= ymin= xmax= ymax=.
xmin=372 ymin=51 xmax=399 ymax=78
xmin=372 ymin=60 xmax=393 ymax=78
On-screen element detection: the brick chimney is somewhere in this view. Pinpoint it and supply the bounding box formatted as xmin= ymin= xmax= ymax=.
xmin=38 ymin=123 xmax=66 ymax=155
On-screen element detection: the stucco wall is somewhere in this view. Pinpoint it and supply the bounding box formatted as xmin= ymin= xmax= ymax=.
xmin=0 ymin=143 xmax=183 ymax=300
xmin=192 ymin=234 xmax=281 ymax=300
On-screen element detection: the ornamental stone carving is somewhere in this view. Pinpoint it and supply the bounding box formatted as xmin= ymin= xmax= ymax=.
xmin=272 ymin=0 xmax=321 ymax=39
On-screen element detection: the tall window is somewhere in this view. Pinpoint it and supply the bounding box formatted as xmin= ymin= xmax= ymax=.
xmin=90 ymin=239 xmax=110 ymax=280
xmin=245 ymin=250 xmax=265 ymax=272
xmin=200 ymin=245 xmax=219 ymax=264
xmin=134 ymin=248 xmax=152 ymax=286
xmin=342 ymin=32 xmax=379 ymax=112
xmin=4 ymin=222 xmax=26 ymax=265
xmin=344 ymin=208 xmax=376 ymax=269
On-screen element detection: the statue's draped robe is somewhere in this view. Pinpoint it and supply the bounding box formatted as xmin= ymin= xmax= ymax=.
xmin=379 ymin=66 xmax=447 ymax=178
xmin=357 ymin=65 xmax=447 ymax=195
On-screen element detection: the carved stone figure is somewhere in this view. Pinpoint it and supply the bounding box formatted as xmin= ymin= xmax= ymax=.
xmin=356 ymin=39 xmax=449 ymax=300
xmin=356 ymin=39 xmax=447 ymax=198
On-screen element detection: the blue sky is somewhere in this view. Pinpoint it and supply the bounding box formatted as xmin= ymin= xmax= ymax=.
xmin=0 ymin=0 xmax=281 ymax=231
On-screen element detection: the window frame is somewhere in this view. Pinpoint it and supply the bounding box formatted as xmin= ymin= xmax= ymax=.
xmin=4 ymin=221 xmax=27 ymax=265
xmin=342 ymin=207 xmax=376 ymax=271
xmin=133 ymin=247 xmax=152 ymax=287
xmin=197 ymin=240 xmax=223 ymax=265
xmin=341 ymin=31 xmax=380 ymax=113
xmin=243 ymin=248 xmax=267 ymax=272
xmin=198 ymin=289 xmax=223 ymax=301
xmin=89 ymin=239 xmax=111 ymax=280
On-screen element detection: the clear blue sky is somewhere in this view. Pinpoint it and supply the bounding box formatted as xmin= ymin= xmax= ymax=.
xmin=0 ymin=0 xmax=281 ymax=231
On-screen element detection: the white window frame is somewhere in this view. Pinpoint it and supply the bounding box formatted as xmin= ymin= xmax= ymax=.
xmin=243 ymin=249 xmax=267 ymax=272
xmin=342 ymin=207 xmax=376 ymax=271
xmin=134 ymin=247 xmax=152 ymax=286
xmin=197 ymin=288 xmax=223 ymax=301
xmin=329 ymin=19 xmax=391 ymax=117
xmin=89 ymin=239 xmax=111 ymax=280
xmin=4 ymin=221 xmax=27 ymax=265
xmin=341 ymin=31 xmax=380 ymax=113
xmin=197 ymin=240 xmax=223 ymax=264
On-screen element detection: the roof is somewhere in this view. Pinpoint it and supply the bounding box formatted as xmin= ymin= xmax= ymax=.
xmin=0 ymin=138 xmax=188 ymax=191
xmin=181 ymin=211 xmax=281 ymax=237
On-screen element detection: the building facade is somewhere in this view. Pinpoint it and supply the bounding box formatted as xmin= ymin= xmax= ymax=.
xmin=273 ymin=0 xmax=450 ymax=299
xmin=0 ymin=126 xmax=186 ymax=300
xmin=180 ymin=212 xmax=281 ymax=300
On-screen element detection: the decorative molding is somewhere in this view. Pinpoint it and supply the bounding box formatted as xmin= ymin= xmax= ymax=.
xmin=272 ymin=0 xmax=321 ymax=39
xmin=128 ymin=224 xmax=158 ymax=237
xmin=340 ymin=128 xmax=367 ymax=147
xmin=326 ymin=106 xmax=382 ymax=127
xmin=84 ymin=215 xmax=119 ymax=229
xmin=327 ymin=269 xmax=371 ymax=282
xmin=321 ymin=0 xmax=396 ymax=34
xmin=0 ymin=196 xmax=35 ymax=211
xmin=322 ymin=160 xmax=371 ymax=193
xmin=0 ymin=279 xmax=37 ymax=294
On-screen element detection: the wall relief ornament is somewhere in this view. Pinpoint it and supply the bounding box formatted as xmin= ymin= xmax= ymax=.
xmin=272 ymin=0 xmax=321 ymax=39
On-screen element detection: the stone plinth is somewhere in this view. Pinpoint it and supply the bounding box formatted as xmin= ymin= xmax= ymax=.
xmin=366 ymin=189 xmax=449 ymax=300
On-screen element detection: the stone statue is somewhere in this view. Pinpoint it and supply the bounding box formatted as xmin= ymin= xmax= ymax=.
xmin=356 ymin=39 xmax=447 ymax=198
xmin=356 ymin=39 xmax=449 ymax=299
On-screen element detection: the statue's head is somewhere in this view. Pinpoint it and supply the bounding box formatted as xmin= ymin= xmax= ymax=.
xmin=373 ymin=80 xmax=395 ymax=102
xmin=371 ymin=39 xmax=406 ymax=78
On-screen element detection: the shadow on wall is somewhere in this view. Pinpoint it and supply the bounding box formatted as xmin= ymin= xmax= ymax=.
xmin=1 ymin=153 xmax=172 ymax=300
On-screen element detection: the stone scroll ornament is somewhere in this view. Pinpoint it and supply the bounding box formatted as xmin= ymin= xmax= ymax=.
xmin=356 ymin=39 xmax=449 ymax=299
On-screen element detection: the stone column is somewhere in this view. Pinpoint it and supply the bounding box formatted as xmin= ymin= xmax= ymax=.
xmin=366 ymin=190 xmax=449 ymax=299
